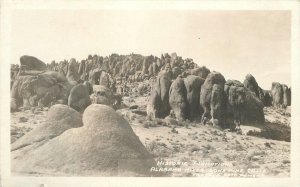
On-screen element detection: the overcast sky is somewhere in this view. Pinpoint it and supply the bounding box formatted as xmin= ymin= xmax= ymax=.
xmin=11 ymin=10 xmax=291 ymax=89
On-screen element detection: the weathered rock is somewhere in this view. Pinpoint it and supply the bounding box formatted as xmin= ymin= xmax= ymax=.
xmin=288 ymin=87 xmax=291 ymax=106
xmin=142 ymin=56 xmax=153 ymax=75
xmin=58 ymin=82 xmax=74 ymax=105
xmin=148 ymin=64 xmax=154 ymax=76
xmin=147 ymin=71 xmax=172 ymax=118
xmin=224 ymin=82 xmax=265 ymax=128
xmin=282 ymin=84 xmax=290 ymax=108
xmin=244 ymin=74 xmax=259 ymax=97
xmin=58 ymin=60 xmax=69 ymax=76
xmin=200 ymin=72 xmax=226 ymax=124
xmin=271 ymin=82 xmax=283 ymax=107
xmin=78 ymin=60 xmax=85 ymax=76
xmin=171 ymin=67 xmax=181 ymax=79
xmin=169 ymin=77 xmax=187 ymax=121
xmin=183 ymin=75 xmax=205 ymax=120
xmin=225 ymin=79 xmax=244 ymax=87
xmin=35 ymin=72 xmax=66 ymax=106
xmin=89 ymin=68 xmax=101 ymax=85
xmin=210 ymin=84 xmax=226 ymax=127
xmin=83 ymin=81 xmax=93 ymax=95
xmin=11 ymin=98 xmax=18 ymax=112
xmin=20 ymin=55 xmax=47 ymax=71
xmin=260 ymin=89 xmax=272 ymax=107
xmin=12 ymin=104 xmax=157 ymax=176
xmin=11 ymin=71 xmax=71 ymax=109
xmin=66 ymin=58 xmax=80 ymax=84
xmin=191 ymin=66 xmax=210 ymax=79
xmin=243 ymin=90 xmax=265 ymax=124
xmin=11 ymin=75 xmax=35 ymax=108
xmin=99 ymin=71 xmax=111 ymax=87
xmin=68 ymin=84 xmax=91 ymax=112
xmin=91 ymin=85 xmax=121 ymax=109
xmin=224 ymin=83 xmax=246 ymax=129
xmin=152 ymin=63 xmax=159 ymax=75
xmin=42 ymin=71 xmax=68 ymax=83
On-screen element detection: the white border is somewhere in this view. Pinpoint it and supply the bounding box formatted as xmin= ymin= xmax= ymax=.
xmin=1 ymin=1 xmax=299 ymax=187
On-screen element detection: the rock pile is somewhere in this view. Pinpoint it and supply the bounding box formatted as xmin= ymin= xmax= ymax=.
xmin=147 ymin=70 xmax=279 ymax=130
xmin=11 ymin=53 xmax=291 ymax=129
xmin=11 ymin=53 xmax=200 ymax=112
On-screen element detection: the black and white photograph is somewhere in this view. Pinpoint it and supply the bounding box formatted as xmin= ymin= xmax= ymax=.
xmin=1 ymin=1 xmax=300 ymax=187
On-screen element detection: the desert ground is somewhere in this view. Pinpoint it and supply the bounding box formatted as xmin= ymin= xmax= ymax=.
xmin=11 ymin=80 xmax=291 ymax=177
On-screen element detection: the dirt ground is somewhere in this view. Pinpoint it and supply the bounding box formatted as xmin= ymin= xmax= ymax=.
xmin=10 ymin=95 xmax=291 ymax=177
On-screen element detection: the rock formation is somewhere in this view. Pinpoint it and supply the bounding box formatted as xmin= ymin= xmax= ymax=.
xmin=271 ymin=82 xmax=284 ymax=107
xmin=68 ymin=84 xmax=92 ymax=112
xmin=169 ymin=77 xmax=187 ymax=121
xmin=147 ymin=71 xmax=172 ymax=118
xmin=12 ymin=104 xmax=157 ymax=176
xmin=183 ymin=75 xmax=205 ymax=120
xmin=20 ymin=55 xmax=47 ymax=71
xmin=199 ymin=72 xmax=226 ymax=126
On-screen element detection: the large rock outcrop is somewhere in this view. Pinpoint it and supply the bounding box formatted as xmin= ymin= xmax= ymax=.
xmin=169 ymin=77 xmax=187 ymax=121
xmin=243 ymin=74 xmax=259 ymax=97
xmin=224 ymin=80 xmax=265 ymax=129
xmin=68 ymin=83 xmax=92 ymax=112
xmin=183 ymin=75 xmax=205 ymax=120
xmin=91 ymin=85 xmax=121 ymax=109
xmin=210 ymin=84 xmax=226 ymax=127
xmin=20 ymin=55 xmax=47 ymax=71
xmin=224 ymin=79 xmax=265 ymax=128
xmin=259 ymin=89 xmax=272 ymax=107
xmin=270 ymin=82 xmax=291 ymax=108
xmin=83 ymin=81 xmax=93 ymax=95
xmin=12 ymin=104 xmax=157 ymax=176
xmin=89 ymin=68 xmax=102 ymax=85
xmin=66 ymin=58 xmax=80 ymax=84
xmin=147 ymin=71 xmax=172 ymax=118
xmin=271 ymin=82 xmax=284 ymax=107
xmin=11 ymin=71 xmax=72 ymax=110
xmin=199 ymin=72 xmax=226 ymax=126
xmin=243 ymin=90 xmax=265 ymax=124
xmin=224 ymin=80 xmax=246 ymax=129
xmin=191 ymin=66 xmax=210 ymax=79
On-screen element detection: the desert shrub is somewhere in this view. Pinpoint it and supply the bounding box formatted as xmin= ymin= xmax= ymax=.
xmin=146 ymin=140 xmax=171 ymax=157
xmin=246 ymin=150 xmax=266 ymax=161
xmin=189 ymin=146 xmax=200 ymax=154
xmin=233 ymin=144 xmax=244 ymax=151
xmin=210 ymin=155 xmax=223 ymax=164
xmin=143 ymin=121 xmax=157 ymax=128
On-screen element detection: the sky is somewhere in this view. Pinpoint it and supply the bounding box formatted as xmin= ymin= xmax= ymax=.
xmin=11 ymin=10 xmax=291 ymax=90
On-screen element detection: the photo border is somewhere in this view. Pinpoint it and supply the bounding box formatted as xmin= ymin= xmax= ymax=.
xmin=1 ymin=1 xmax=299 ymax=187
